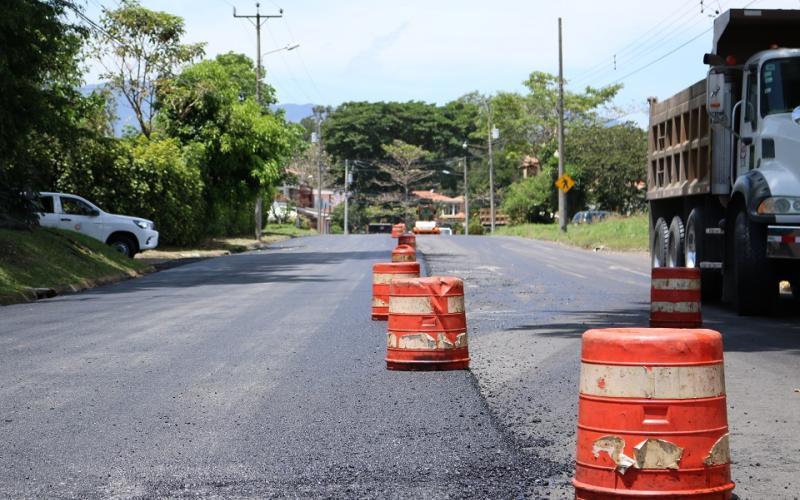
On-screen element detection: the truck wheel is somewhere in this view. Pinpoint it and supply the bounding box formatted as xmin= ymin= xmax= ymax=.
xmin=685 ymin=208 xmax=722 ymax=300
xmin=108 ymin=235 xmax=137 ymax=258
xmin=667 ymin=216 xmax=685 ymax=267
xmin=651 ymin=217 xmax=670 ymax=268
xmin=732 ymin=209 xmax=774 ymax=315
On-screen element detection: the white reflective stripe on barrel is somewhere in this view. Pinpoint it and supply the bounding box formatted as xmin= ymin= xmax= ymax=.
xmin=389 ymin=296 xmax=433 ymax=314
xmin=372 ymin=273 xmax=418 ymax=285
xmin=651 ymin=301 xmax=701 ymax=313
xmin=579 ymin=362 xmax=725 ymax=399
xmin=651 ymin=278 xmax=701 ymax=290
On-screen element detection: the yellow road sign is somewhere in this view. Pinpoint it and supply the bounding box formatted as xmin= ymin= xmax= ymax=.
xmin=555 ymin=174 xmax=575 ymax=193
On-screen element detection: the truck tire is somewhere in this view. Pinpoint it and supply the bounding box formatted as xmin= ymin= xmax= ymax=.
xmin=685 ymin=208 xmax=722 ymax=300
xmin=667 ymin=216 xmax=685 ymax=267
xmin=108 ymin=234 xmax=138 ymax=258
xmin=731 ymin=209 xmax=774 ymax=315
xmin=651 ymin=217 xmax=670 ymax=268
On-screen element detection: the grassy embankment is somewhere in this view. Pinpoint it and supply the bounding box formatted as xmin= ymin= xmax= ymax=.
xmin=136 ymin=224 xmax=316 ymax=262
xmin=494 ymin=215 xmax=648 ymax=251
xmin=0 ymin=227 xmax=148 ymax=304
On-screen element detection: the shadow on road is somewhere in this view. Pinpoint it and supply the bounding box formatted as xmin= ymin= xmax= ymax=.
xmin=505 ymin=302 xmax=800 ymax=356
xmin=52 ymin=249 xmax=388 ymax=300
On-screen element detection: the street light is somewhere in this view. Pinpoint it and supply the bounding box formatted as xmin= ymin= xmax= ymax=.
xmin=262 ymin=43 xmax=300 ymax=57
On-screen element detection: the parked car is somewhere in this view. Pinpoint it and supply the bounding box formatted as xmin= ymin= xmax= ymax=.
xmin=572 ymin=210 xmax=612 ymax=225
xmin=439 ymin=227 xmax=453 ymax=235
xmin=35 ymin=192 xmax=159 ymax=257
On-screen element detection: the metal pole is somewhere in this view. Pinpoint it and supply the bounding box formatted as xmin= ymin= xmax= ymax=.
xmin=344 ymin=159 xmax=349 ymax=235
xmin=317 ymin=119 xmax=323 ymax=234
xmin=488 ymin=110 xmax=495 ymax=234
xmin=463 ymin=156 xmax=469 ymax=235
xmin=558 ymin=17 xmax=567 ymax=233
xmin=234 ymin=3 xmax=283 ymax=240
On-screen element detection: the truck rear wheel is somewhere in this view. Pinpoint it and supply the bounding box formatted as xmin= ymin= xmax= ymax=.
xmin=651 ymin=217 xmax=670 ymax=268
xmin=667 ymin=216 xmax=685 ymax=267
xmin=685 ymin=208 xmax=722 ymax=300
xmin=731 ymin=209 xmax=774 ymax=315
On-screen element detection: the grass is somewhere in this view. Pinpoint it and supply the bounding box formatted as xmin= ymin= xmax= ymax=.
xmin=136 ymin=224 xmax=317 ymax=262
xmin=0 ymin=227 xmax=148 ymax=304
xmin=494 ymin=215 xmax=648 ymax=252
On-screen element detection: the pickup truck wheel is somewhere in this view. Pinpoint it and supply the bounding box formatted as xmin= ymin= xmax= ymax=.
xmin=651 ymin=217 xmax=670 ymax=268
xmin=108 ymin=235 xmax=137 ymax=258
xmin=667 ymin=216 xmax=685 ymax=267
xmin=732 ymin=209 xmax=774 ymax=315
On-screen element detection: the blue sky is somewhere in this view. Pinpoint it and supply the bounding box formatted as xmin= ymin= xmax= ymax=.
xmin=83 ymin=0 xmax=800 ymax=123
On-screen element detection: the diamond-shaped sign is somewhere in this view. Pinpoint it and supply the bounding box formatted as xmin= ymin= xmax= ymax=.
xmin=555 ymin=174 xmax=575 ymax=193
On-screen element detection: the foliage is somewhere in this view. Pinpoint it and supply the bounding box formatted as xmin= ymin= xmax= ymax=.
xmin=468 ymin=220 xmax=485 ymax=235
xmin=158 ymin=53 xmax=304 ymax=236
xmin=501 ymin=167 xmax=558 ymax=224
xmin=55 ymin=136 xmax=205 ymax=245
xmin=0 ymin=0 xmax=86 ymax=227
xmin=93 ymin=0 xmax=205 ymax=138
xmin=566 ymin=122 xmax=647 ymax=213
xmin=495 ymin=215 xmax=648 ymax=251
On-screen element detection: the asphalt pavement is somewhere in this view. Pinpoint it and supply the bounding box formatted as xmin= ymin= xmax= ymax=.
xmin=419 ymin=234 xmax=800 ymax=499
xmin=1 ymin=234 xmax=798 ymax=499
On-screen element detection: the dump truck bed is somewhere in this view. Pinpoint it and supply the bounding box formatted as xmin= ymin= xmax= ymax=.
xmin=647 ymin=80 xmax=712 ymax=200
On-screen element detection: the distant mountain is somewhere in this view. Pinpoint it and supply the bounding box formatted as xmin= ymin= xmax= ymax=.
xmin=82 ymin=83 xmax=315 ymax=136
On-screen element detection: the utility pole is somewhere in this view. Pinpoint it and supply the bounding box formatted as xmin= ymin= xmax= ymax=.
xmin=314 ymin=119 xmax=323 ymax=234
xmin=463 ymin=154 xmax=469 ymax=236
xmin=487 ymin=107 xmax=498 ymax=234
xmin=344 ymin=159 xmax=350 ymax=235
xmin=234 ymin=3 xmax=283 ymax=241
xmin=557 ymin=17 xmax=567 ymax=232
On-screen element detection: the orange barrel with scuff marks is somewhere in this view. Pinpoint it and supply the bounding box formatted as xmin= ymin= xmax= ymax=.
xmin=650 ymin=267 xmax=702 ymax=328
xmin=573 ymin=328 xmax=734 ymax=499
xmin=391 ymin=223 xmax=406 ymax=238
xmin=371 ymin=262 xmax=420 ymax=321
xmin=386 ymin=276 xmax=469 ymax=370
xmin=391 ymin=244 xmax=416 ymax=263
xmin=398 ymin=233 xmax=416 ymax=249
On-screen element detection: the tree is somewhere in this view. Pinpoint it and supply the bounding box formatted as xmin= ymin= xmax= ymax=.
xmin=566 ymin=122 xmax=647 ymax=213
xmin=378 ymin=140 xmax=432 ymax=223
xmin=0 ymin=0 xmax=87 ymax=227
xmin=501 ymin=167 xmax=557 ymax=224
xmin=93 ymin=0 xmax=205 ymax=138
xmin=158 ymin=53 xmax=303 ymax=237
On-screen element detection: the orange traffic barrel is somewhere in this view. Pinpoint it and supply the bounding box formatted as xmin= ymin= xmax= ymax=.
xmin=391 ymin=223 xmax=406 ymax=238
xmin=650 ymin=267 xmax=702 ymax=328
xmin=574 ymin=328 xmax=734 ymax=499
xmin=372 ymin=262 xmax=420 ymax=321
xmin=391 ymin=244 xmax=416 ymax=263
xmin=386 ymin=276 xmax=469 ymax=370
xmin=398 ymin=233 xmax=416 ymax=249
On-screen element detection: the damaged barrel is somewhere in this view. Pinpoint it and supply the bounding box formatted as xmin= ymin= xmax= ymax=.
xmin=386 ymin=276 xmax=469 ymax=370
xmin=371 ymin=262 xmax=420 ymax=321
xmin=650 ymin=267 xmax=702 ymax=328
xmin=398 ymin=233 xmax=416 ymax=249
xmin=574 ymin=328 xmax=734 ymax=499
xmin=391 ymin=223 xmax=406 ymax=238
xmin=391 ymin=244 xmax=416 ymax=263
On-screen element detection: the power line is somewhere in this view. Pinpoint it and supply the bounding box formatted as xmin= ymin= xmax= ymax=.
xmin=569 ymin=0 xmax=700 ymax=83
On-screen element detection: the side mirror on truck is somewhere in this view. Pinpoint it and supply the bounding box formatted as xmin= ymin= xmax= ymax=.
xmin=792 ymin=106 xmax=800 ymax=125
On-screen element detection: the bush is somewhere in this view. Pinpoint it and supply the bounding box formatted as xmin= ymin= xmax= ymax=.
xmin=468 ymin=221 xmax=485 ymax=235
xmin=56 ymin=136 xmax=205 ymax=246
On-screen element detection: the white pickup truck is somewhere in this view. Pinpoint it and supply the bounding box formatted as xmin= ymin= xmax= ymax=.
xmin=36 ymin=192 xmax=159 ymax=257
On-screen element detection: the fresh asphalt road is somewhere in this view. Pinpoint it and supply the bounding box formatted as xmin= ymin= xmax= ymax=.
xmin=1 ymin=234 xmax=798 ymax=499
xmin=419 ymin=234 xmax=800 ymax=499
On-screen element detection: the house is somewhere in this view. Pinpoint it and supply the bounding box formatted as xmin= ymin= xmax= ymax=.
xmin=411 ymin=190 xmax=465 ymax=225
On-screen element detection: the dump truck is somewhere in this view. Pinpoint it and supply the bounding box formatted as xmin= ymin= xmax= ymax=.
xmin=648 ymin=9 xmax=800 ymax=315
